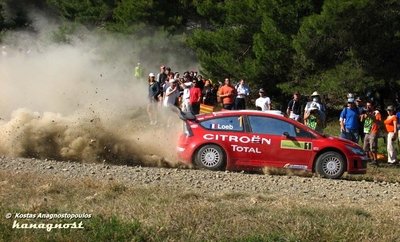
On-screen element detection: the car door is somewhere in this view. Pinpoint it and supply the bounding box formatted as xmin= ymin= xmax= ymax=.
xmin=247 ymin=115 xmax=314 ymax=169
xmin=199 ymin=115 xmax=248 ymax=165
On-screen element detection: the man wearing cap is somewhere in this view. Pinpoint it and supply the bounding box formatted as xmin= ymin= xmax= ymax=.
xmin=339 ymin=97 xmax=361 ymax=143
xmin=384 ymin=105 xmax=398 ymax=165
xmin=287 ymin=91 xmax=303 ymax=122
xmin=255 ymin=88 xmax=271 ymax=111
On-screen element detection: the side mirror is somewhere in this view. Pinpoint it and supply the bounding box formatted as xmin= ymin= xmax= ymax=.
xmin=283 ymin=132 xmax=290 ymax=138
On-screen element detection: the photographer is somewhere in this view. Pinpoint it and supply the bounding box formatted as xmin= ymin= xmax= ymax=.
xmin=360 ymin=101 xmax=381 ymax=165
xmin=304 ymin=103 xmax=323 ymax=133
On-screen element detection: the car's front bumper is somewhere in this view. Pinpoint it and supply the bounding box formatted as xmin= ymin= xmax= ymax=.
xmin=347 ymin=154 xmax=369 ymax=174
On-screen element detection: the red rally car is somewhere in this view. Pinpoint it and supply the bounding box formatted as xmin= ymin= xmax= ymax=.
xmin=177 ymin=110 xmax=368 ymax=179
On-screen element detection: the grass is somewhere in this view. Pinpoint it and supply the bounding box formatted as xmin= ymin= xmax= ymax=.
xmin=1 ymin=120 xmax=400 ymax=241
xmin=1 ymin=171 xmax=400 ymax=241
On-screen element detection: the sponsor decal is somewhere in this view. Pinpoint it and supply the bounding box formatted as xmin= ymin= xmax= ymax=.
xmin=203 ymin=134 xmax=271 ymax=145
xmin=280 ymin=140 xmax=312 ymax=150
xmin=284 ymin=164 xmax=308 ymax=170
xmin=210 ymin=123 xmax=234 ymax=130
xmin=231 ymin=145 xmax=261 ymax=153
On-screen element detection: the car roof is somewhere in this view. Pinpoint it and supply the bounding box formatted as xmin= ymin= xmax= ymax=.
xmin=197 ymin=110 xmax=284 ymax=120
xmin=194 ymin=110 xmax=323 ymax=137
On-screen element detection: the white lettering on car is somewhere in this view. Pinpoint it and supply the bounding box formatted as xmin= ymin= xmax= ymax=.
xmin=229 ymin=135 xmax=239 ymax=142
xmin=231 ymin=145 xmax=261 ymax=153
xmin=204 ymin=134 xmax=214 ymax=140
xmin=211 ymin=124 xmax=234 ymax=130
xmin=239 ymin=136 xmax=251 ymax=144
xmin=203 ymin=134 xmax=271 ymax=145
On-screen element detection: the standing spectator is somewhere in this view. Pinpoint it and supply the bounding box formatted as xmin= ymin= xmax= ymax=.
xmin=156 ymin=65 xmax=167 ymax=101
xmin=355 ymin=97 xmax=366 ymax=142
xmin=181 ymin=81 xmax=192 ymax=112
xmin=234 ymin=79 xmax=250 ymax=110
xmin=218 ymin=78 xmax=236 ymax=110
xmin=361 ymin=101 xmax=381 ymax=165
xmin=384 ymin=105 xmax=397 ymax=165
xmin=202 ymin=79 xmax=216 ymax=106
xmin=255 ymin=88 xmax=271 ymax=111
xmin=147 ymin=73 xmax=159 ymax=125
xmin=339 ymin=97 xmax=360 ymax=143
xmin=304 ymin=103 xmax=322 ymax=132
xmin=396 ymin=106 xmax=400 ymax=145
xmin=134 ymin=62 xmax=144 ymax=80
xmin=287 ymin=91 xmax=303 ymax=122
xmin=163 ymin=79 xmax=180 ymax=108
xmin=305 ymin=91 xmax=326 ymax=128
xmin=189 ymin=80 xmax=202 ymax=115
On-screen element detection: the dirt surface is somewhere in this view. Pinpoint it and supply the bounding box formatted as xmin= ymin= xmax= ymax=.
xmin=1 ymin=156 xmax=400 ymax=212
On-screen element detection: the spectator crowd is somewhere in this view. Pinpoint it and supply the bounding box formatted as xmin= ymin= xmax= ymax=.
xmin=145 ymin=64 xmax=400 ymax=166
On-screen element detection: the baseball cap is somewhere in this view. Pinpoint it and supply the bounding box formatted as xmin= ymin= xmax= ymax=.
xmin=347 ymin=98 xmax=355 ymax=103
xmin=149 ymin=73 xmax=155 ymax=77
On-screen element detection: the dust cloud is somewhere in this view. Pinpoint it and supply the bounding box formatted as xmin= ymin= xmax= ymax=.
xmin=0 ymin=16 xmax=196 ymax=166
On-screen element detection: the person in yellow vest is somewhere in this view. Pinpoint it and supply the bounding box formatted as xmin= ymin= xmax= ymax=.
xmin=134 ymin=62 xmax=144 ymax=80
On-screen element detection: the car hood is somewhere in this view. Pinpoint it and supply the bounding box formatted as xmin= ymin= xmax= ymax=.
xmin=326 ymin=135 xmax=359 ymax=147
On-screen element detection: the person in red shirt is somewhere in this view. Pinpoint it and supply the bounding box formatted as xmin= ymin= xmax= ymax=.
xmin=189 ymin=80 xmax=202 ymax=115
xmin=384 ymin=105 xmax=398 ymax=164
xmin=218 ymin=78 xmax=236 ymax=110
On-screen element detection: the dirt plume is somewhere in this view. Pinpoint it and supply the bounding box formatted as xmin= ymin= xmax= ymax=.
xmin=0 ymin=17 xmax=193 ymax=166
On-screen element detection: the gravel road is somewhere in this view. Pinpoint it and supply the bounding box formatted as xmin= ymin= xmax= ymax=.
xmin=1 ymin=156 xmax=400 ymax=209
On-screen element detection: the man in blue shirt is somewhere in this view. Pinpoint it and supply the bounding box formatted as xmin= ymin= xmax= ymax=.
xmin=340 ymin=98 xmax=360 ymax=143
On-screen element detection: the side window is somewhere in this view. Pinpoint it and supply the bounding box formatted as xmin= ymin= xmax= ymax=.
xmin=248 ymin=116 xmax=296 ymax=136
xmin=295 ymin=127 xmax=314 ymax=138
xmin=200 ymin=116 xmax=244 ymax=131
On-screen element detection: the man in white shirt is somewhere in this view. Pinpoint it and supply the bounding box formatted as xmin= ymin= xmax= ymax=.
xmin=255 ymin=88 xmax=271 ymax=111
xmin=163 ymin=79 xmax=180 ymax=107
xmin=234 ymin=79 xmax=250 ymax=110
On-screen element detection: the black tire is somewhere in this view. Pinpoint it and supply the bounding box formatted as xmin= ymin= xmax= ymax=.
xmin=194 ymin=144 xmax=226 ymax=171
xmin=316 ymin=151 xmax=346 ymax=179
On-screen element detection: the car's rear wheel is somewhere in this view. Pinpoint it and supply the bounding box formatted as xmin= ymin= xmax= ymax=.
xmin=195 ymin=144 xmax=226 ymax=170
xmin=316 ymin=151 xmax=345 ymax=179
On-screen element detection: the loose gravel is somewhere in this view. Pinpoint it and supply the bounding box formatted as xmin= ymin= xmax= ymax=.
xmin=1 ymin=156 xmax=400 ymax=209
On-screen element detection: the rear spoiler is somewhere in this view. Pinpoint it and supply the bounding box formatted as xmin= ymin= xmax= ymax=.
xmin=178 ymin=108 xmax=197 ymax=121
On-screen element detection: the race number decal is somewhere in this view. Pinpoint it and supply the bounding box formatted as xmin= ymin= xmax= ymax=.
xmin=280 ymin=140 xmax=312 ymax=150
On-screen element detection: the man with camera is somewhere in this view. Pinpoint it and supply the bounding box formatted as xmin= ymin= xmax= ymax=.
xmin=360 ymin=101 xmax=381 ymax=165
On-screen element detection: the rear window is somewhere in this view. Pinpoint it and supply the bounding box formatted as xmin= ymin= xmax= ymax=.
xmin=200 ymin=116 xmax=244 ymax=131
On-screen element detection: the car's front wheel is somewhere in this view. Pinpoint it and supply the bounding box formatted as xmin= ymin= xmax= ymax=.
xmin=316 ymin=151 xmax=346 ymax=179
xmin=195 ymin=144 xmax=226 ymax=170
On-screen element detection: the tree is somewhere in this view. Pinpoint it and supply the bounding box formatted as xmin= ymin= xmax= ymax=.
xmin=188 ymin=0 xmax=321 ymax=99
xmin=284 ymin=0 xmax=400 ymax=104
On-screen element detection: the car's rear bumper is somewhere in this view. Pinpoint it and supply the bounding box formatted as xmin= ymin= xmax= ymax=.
xmin=176 ymin=146 xmax=192 ymax=165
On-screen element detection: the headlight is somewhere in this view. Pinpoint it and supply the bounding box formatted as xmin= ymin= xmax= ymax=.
xmin=346 ymin=145 xmax=365 ymax=155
